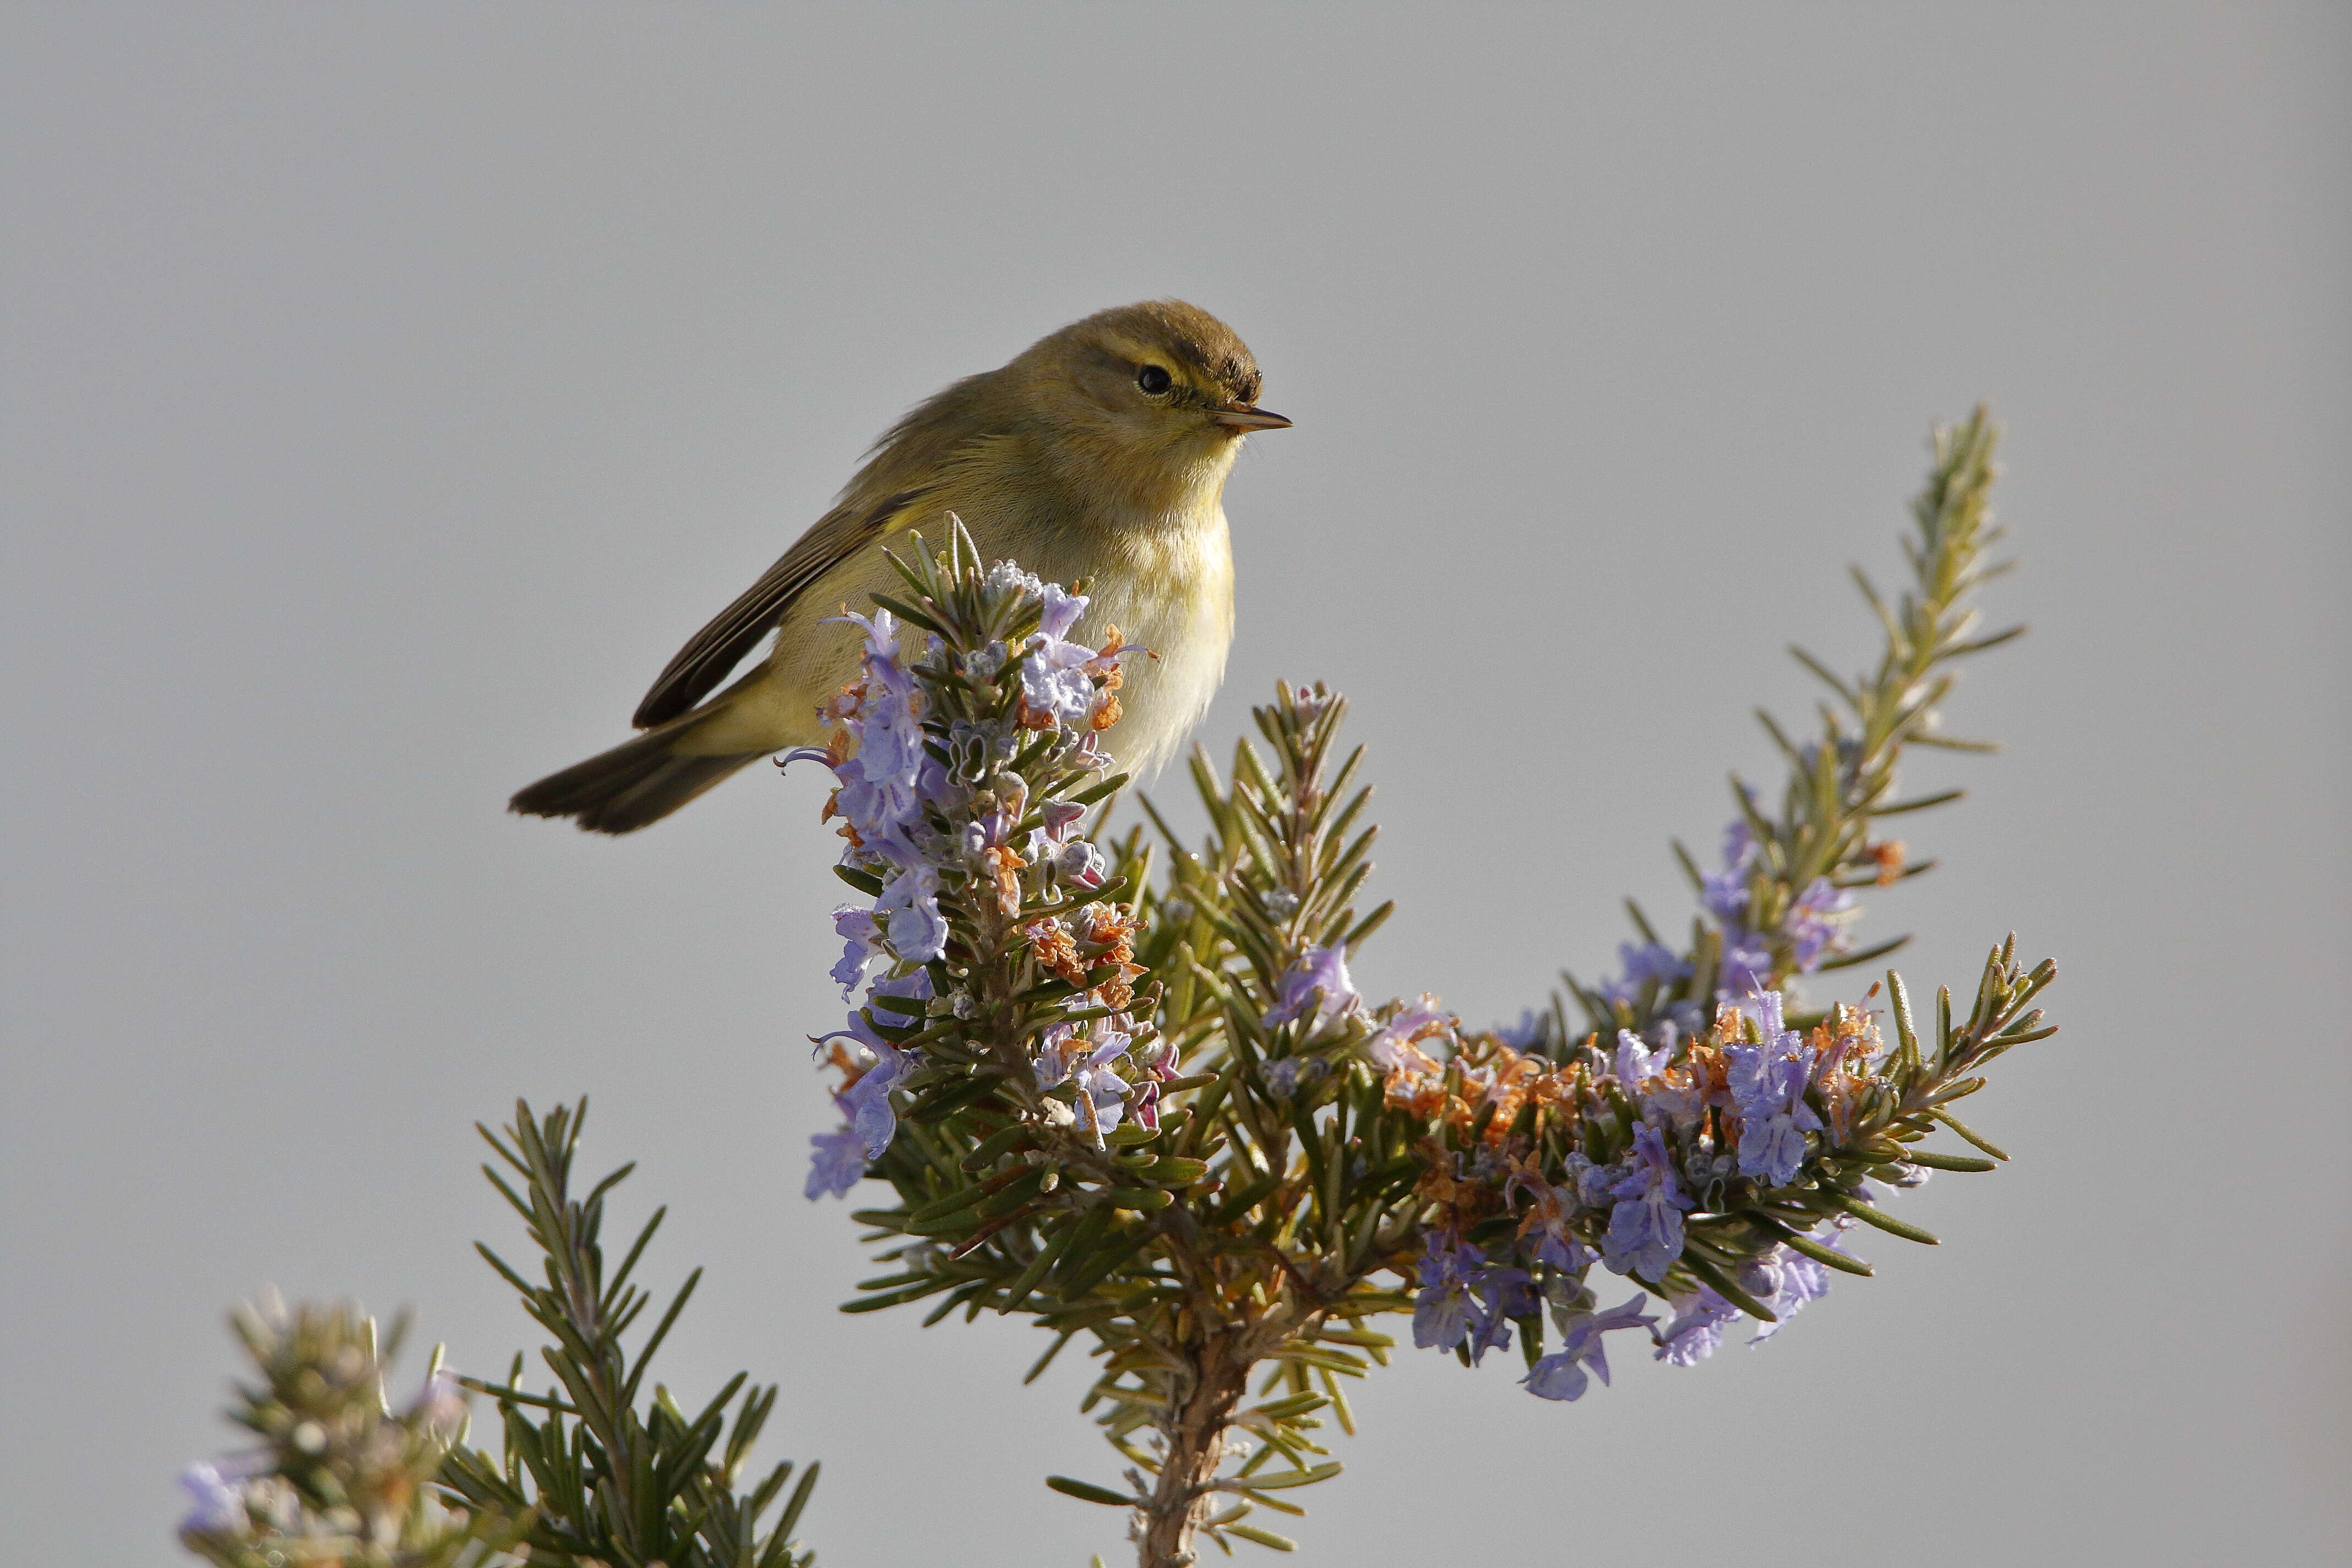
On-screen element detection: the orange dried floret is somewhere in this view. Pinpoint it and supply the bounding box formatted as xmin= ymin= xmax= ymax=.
xmin=1093 ymin=627 xmax=1130 ymax=682
xmin=983 ymin=845 xmax=1026 ymax=914
xmin=1076 ymin=901 xmax=1140 ymax=952
xmin=1383 ymin=1070 xmax=1452 ymax=1119
xmin=1413 ymin=1146 xmax=1501 ymax=1226
xmin=1509 ymin=1153 xmax=1574 ymax=1248
xmin=1804 ymin=1003 xmax=1884 ymax=1142
xmin=1022 ymin=917 xmax=1088 ymax=988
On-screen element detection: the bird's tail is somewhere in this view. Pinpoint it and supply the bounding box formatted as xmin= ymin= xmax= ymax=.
xmin=509 ymin=704 xmax=774 ymax=835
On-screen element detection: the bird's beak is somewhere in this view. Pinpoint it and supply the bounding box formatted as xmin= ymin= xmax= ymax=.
xmin=1211 ymin=402 xmax=1293 ymax=432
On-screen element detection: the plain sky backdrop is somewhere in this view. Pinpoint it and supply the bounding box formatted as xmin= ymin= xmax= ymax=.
xmin=6 ymin=6 xmax=2346 ymax=1565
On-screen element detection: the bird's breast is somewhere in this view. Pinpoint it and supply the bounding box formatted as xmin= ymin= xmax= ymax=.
xmin=997 ymin=502 xmax=1235 ymax=780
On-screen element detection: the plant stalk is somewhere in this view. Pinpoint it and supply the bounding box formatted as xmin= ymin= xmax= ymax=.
xmin=1137 ymin=1337 xmax=1248 ymax=1568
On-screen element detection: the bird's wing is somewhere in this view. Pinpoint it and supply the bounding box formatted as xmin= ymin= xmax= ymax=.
xmin=630 ymin=486 xmax=932 ymax=728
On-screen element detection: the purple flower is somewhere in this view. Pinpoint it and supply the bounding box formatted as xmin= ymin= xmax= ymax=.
xmin=1602 ymin=1124 xmax=1694 ymax=1282
xmin=1521 ymin=1294 xmax=1658 ymax=1402
xmin=1118 ymin=1030 xmax=1178 ymax=1131
xmin=1703 ymin=809 xmax=1791 ymax=990
xmin=1133 ymin=1031 xmax=1180 ymax=1082
xmin=1599 ymin=941 xmax=1692 ymax=1008
xmin=788 ymin=603 xmax=952 ymax=970
xmin=1038 ymin=581 xmax=1086 ymax=640
xmin=1566 ymin=1149 xmax=1616 ymax=1211
xmin=1037 ymin=1019 xmax=1131 ymax=1140
xmin=830 ymin=905 xmax=881 ymax=995
xmin=1493 ymin=1008 xmax=1548 ymax=1050
xmin=1505 ymin=1165 xmax=1597 ymax=1274
xmin=1065 ymin=1026 xmax=1134 ymax=1146
xmin=1787 ymin=875 xmax=1856 ymax=971
xmin=808 ymin=609 xmax=933 ymax=864
xmin=1364 ymin=994 xmax=1449 ymax=1069
xmin=804 ymin=1126 xmax=868 ymax=1200
xmin=1719 ymin=934 xmax=1775 ymax=995
xmin=868 ymin=965 xmax=934 ymax=1021
xmin=1265 ymin=944 xmax=1361 ymax=1031
xmin=1613 ymin=1026 xmax=1705 ymax=1135
xmin=177 ymin=1459 xmax=255 ymax=1533
xmin=841 ymin=1043 xmax=914 ymax=1158
xmin=1412 ymin=1234 xmax=1488 ymax=1351
xmin=1746 ymin=1239 xmax=1835 ymax=1345
xmin=1263 ymin=1057 xmax=1302 ymax=1097
xmin=1614 ymin=1027 xmax=1667 ymax=1089
xmin=1411 ymin=1239 xmax=1541 ymax=1365
xmin=1054 ymin=839 xmax=1107 ymax=888
xmin=1526 ymin=1224 xmax=1595 ymax=1275
xmin=963 ymin=804 xmax=1017 ymax=854
xmin=799 ymin=563 xmax=1153 ymax=1191
xmin=878 ymin=863 xmax=948 ymax=964
xmin=1736 ymin=1248 xmax=1787 ymax=1308
xmin=1033 ymin=1022 xmax=1079 ymax=1090
xmin=1653 ymin=1286 xmax=1739 ymax=1366
xmin=814 ymin=1004 xmax=889 ymax=1057
xmin=1119 ymin=1043 xmax=1176 ymax=1128
xmin=1626 ymin=941 xmax=1690 ymax=987
xmin=1466 ymin=1261 xmax=1537 ymax=1365
xmin=1021 ymin=585 xmax=1102 ymax=728
xmin=1721 ymin=814 xmax=1757 ymax=871
xmin=1727 ymin=1027 xmax=1822 ymax=1188
xmin=846 ymin=678 xmax=923 ymax=786
xmin=1702 ymin=867 xmax=1753 ymax=927
xmin=1040 ymin=797 xmax=1086 ymax=843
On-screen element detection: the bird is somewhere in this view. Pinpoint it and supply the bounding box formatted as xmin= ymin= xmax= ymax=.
xmin=510 ymin=300 xmax=1289 ymax=835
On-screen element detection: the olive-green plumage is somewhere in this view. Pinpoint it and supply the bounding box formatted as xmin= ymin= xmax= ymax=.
xmin=511 ymin=300 xmax=1288 ymax=834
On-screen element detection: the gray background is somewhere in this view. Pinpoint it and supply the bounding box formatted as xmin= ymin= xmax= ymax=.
xmin=5 ymin=5 xmax=2345 ymax=1564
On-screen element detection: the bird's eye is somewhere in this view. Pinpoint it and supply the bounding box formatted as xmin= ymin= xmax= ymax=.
xmin=1136 ymin=364 xmax=1173 ymax=395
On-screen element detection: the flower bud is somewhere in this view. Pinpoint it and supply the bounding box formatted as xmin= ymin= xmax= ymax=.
xmin=1055 ymin=839 xmax=1107 ymax=888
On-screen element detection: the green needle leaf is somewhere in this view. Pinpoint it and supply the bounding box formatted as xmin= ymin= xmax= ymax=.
xmin=1046 ymin=1475 xmax=1137 ymax=1507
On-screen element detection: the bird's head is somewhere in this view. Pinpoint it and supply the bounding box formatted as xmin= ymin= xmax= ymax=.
xmin=1011 ymin=300 xmax=1290 ymax=511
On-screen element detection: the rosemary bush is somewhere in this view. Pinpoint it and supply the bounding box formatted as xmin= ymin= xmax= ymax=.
xmin=178 ymin=410 xmax=2055 ymax=1567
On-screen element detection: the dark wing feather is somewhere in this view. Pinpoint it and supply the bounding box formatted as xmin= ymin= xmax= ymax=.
xmin=630 ymin=486 xmax=930 ymax=728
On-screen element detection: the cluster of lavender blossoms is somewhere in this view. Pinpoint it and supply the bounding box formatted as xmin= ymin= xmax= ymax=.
xmin=791 ymin=536 xmax=1158 ymax=1201
xmin=1371 ymin=798 xmax=1880 ymax=1394
xmin=1256 ymin=934 xmax=1866 ymax=1401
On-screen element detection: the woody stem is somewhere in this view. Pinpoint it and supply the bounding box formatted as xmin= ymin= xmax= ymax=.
xmin=1135 ymin=1337 xmax=1247 ymax=1568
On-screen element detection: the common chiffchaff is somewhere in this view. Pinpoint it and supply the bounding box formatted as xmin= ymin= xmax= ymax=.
xmin=512 ymin=300 xmax=1288 ymax=834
